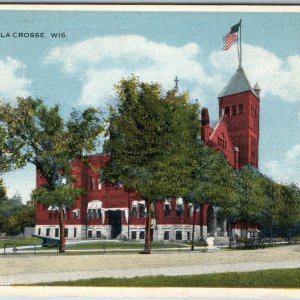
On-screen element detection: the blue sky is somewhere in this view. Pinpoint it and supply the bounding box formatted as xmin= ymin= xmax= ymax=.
xmin=1 ymin=8 xmax=299 ymax=203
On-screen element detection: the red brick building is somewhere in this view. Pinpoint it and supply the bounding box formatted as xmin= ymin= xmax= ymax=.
xmin=35 ymin=66 xmax=260 ymax=242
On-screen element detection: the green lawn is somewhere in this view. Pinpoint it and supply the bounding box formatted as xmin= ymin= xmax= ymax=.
xmin=30 ymin=268 xmax=300 ymax=288
xmin=66 ymin=242 xmax=190 ymax=250
xmin=0 ymin=237 xmax=41 ymax=248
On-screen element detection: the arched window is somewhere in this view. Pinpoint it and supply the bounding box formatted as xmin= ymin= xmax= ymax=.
xmin=164 ymin=199 xmax=171 ymax=217
xmin=176 ymin=198 xmax=184 ymax=217
xmin=232 ymin=105 xmax=237 ymax=116
xmin=225 ymin=106 xmax=230 ymax=116
xmin=238 ymin=104 xmax=244 ymax=114
xmin=87 ymin=200 xmax=102 ymax=219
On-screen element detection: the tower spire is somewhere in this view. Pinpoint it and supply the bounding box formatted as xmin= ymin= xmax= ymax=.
xmin=174 ymin=76 xmax=179 ymax=92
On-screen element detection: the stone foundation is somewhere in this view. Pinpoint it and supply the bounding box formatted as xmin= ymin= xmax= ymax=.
xmin=35 ymin=224 xmax=208 ymax=242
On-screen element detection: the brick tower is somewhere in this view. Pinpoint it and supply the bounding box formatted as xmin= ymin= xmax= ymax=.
xmin=218 ymin=66 xmax=260 ymax=169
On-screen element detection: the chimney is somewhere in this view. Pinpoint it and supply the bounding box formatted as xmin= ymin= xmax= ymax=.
xmin=201 ymin=107 xmax=210 ymax=126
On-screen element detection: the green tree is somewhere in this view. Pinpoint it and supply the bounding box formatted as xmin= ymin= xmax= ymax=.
xmin=277 ymin=183 xmax=300 ymax=243
xmin=102 ymin=77 xmax=200 ymax=254
xmin=0 ymin=97 xmax=104 ymax=252
xmin=258 ymin=177 xmax=282 ymax=241
xmin=236 ymin=165 xmax=265 ymax=237
xmin=186 ymin=144 xmax=237 ymax=250
xmin=0 ymin=178 xmax=7 ymax=201
xmin=0 ymin=196 xmax=23 ymax=235
xmin=15 ymin=204 xmax=36 ymax=229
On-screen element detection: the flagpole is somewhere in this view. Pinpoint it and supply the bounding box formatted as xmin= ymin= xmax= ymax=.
xmin=239 ymin=19 xmax=242 ymax=69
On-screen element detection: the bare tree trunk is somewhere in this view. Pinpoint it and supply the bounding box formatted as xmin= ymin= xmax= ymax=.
xmin=59 ymin=208 xmax=65 ymax=253
xmin=144 ymin=201 xmax=152 ymax=254
xmin=191 ymin=204 xmax=196 ymax=251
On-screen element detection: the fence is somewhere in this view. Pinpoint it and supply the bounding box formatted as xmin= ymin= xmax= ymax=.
xmin=3 ymin=243 xmax=60 ymax=255
xmin=2 ymin=243 xmax=204 ymax=255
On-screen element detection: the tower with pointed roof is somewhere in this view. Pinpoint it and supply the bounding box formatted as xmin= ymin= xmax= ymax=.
xmin=218 ymin=66 xmax=260 ymax=169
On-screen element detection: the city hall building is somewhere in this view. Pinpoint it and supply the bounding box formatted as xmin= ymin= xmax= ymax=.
xmin=35 ymin=65 xmax=260 ymax=243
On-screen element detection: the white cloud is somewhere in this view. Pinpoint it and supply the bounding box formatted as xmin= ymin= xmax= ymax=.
xmin=0 ymin=57 xmax=31 ymax=102
xmin=45 ymin=35 xmax=214 ymax=106
xmin=46 ymin=35 xmax=300 ymax=116
xmin=262 ymin=144 xmax=300 ymax=186
xmin=209 ymin=44 xmax=300 ymax=103
xmin=287 ymin=144 xmax=300 ymax=161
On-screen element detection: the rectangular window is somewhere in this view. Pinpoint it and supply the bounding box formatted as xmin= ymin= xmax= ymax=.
xmin=97 ymin=209 xmax=101 ymax=219
xmin=89 ymin=177 xmax=95 ymax=190
xmin=131 ymin=206 xmax=138 ymax=218
xmin=139 ymin=204 xmax=146 ymax=218
xmin=88 ymin=230 xmax=93 ymax=239
xmin=131 ymin=231 xmax=137 ymax=240
xmin=38 ymin=228 xmax=41 ymax=236
xmin=164 ymin=231 xmax=170 ymax=240
xmin=187 ymin=231 xmax=190 ymax=241
xmin=74 ymin=228 xmax=77 ymax=238
xmin=176 ymin=231 xmax=182 ymax=240
xmin=73 ymin=209 xmax=80 ymax=219
xmin=64 ymin=228 xmax=68 ymax=238
xmin=139 ymin=231 xmax=145 ymax=240
xmin=55 ymin=228 xmax=59 ymax=238
xmin=46 ymin=228 xmax=50 ymax=237
xmin=176 ymin=204 xmax=183 ymax=217
xmin=164 ymin=204 xmax=171 ymax=217
xmin=96 ymin=231 xmax=101 ymax=239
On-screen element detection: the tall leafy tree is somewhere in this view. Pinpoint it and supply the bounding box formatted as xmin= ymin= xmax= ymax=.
xmin=186 ymin=144 xmax=237 ymax=250
xmin=102 ymin=77 xmax=200 ymax=254
xmin=258 ymin=177 xmax=282 ymax=241
xmin=235 ymin=165 xmax=265 ymax=237
xmin=0 ymin=178 xmax=6 ymax=201
xmin=0 ymin=97 xmax=104 ymax=252
xmin=277 ymin=183 xmax=300 ymax=243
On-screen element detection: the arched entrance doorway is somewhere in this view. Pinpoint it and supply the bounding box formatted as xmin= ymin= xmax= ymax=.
xmin=109 ymin=210 xmax=122 ymax=239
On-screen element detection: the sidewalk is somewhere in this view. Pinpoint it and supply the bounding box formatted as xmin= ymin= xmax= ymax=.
xmin=0 ymin=244 xmax=300 ymax=285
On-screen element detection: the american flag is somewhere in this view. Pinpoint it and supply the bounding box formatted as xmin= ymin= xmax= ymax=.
xmin=223 ymin=21 xmax=241 ymax=51
xmin=223 ymin=32 xmax=238 ymax=51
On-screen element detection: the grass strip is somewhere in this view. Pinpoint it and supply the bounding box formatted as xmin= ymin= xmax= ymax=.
xmin=66 ymin=242 xmax=190 ymax=250
xmin=28 ymin=268 xmax=300 ymax=288
xmin=0 ymin=238 xmax=41 ymax=248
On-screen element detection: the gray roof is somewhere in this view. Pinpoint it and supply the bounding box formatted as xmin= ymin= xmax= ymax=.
xmin=253 ymin=82 xmax=261 ymax=91
xmin=218 ymin=66 xmax=255 ymax=98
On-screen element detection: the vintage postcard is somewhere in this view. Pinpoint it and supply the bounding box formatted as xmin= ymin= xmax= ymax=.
xmin=0 ymin=4 xmax=300 ymax=299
